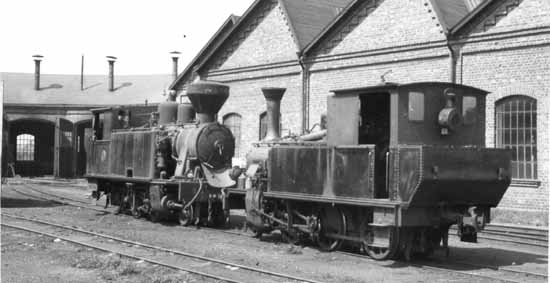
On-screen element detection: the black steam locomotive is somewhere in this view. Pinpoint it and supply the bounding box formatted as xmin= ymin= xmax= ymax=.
xmin=86 ymin=81 xmax=236 ymax=226
xmin=236 ymin=82 xmax=511 ymax=260
xmin=86 ymin=80 xmax=511 ymax=260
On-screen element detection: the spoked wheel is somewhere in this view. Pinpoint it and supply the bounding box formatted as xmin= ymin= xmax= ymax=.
xmin=316 ymin=207 xmax=346 ymax=251
xmin=364 ymin=227 xmax=399 ymax=260
xmin=179 ymin=205 xmax=194 ymax=226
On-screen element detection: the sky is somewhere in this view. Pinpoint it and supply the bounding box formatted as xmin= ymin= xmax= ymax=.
xmin=0 ymin=0 xmax=255 ymax=75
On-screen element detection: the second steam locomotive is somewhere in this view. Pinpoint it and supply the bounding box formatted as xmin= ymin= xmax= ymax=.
xmin=86 ymin=81 xmax=237 ymax=226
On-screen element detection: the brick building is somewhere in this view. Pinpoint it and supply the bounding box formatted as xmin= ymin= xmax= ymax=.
xmin=1 ymin=58 xmax=171 ymax=178
xmin=170 ymin=0 xmax=549 ymax=219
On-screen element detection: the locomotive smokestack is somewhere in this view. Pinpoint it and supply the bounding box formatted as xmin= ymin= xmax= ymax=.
xmin=170 ymin=51 xmax=181 ymax=81
xmin=261 ymin=87 xmax=286 ymax=141
xmin=32 ymin=55 xmax=43 ymax=90
xmin=106 ymin=56 xmax=117 ymax=91
xmin=187 ymin=81 xmax=229 ymax=123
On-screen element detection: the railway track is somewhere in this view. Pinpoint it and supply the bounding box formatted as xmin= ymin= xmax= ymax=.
xmin=15 ymin=182 xmax=549 ymax=249
xmin=5 ymin=183 xmax=548 ymax=282
xmin=450 ymin=224 xmax=548 ymax=248
xmin=1 ymin=213 xmax=323 ymax=283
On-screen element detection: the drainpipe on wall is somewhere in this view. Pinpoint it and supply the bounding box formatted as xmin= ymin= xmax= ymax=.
xmin=297 ymin=52 xmax=310 ymax=134
xmin=446 ymin=40 xmax=457 ymax=84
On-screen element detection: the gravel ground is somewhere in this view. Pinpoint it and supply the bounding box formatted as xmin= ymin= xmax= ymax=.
xmin=1 ymin=227 xmax=212 ymax=283
xmin=2 ymin=182 xmax=547 ymax=282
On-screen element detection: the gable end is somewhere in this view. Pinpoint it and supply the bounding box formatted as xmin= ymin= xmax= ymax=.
xmin=204 ymin=0 xmax=278 ymax=72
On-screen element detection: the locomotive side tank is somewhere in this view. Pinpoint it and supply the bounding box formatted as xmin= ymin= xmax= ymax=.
xmin=86 ymin=81 xmax=236 ymax=226
xmin=242 ymin=82 xmax=511 ymax=260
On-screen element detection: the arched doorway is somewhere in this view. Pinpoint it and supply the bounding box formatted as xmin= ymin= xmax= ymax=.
xmin=9 ymin=119 xmax=55 ymax=176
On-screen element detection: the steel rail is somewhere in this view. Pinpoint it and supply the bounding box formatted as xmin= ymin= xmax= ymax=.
xmin=11 ymin=186 xmax=109 ymax=214
xmin=1 ymin=221 xmax=243 ymax=283
xmin=334 ymin=250 xmax=543 ymax=283
xmin=1 ymin=213 xmax=324 ymax=283
xmin=7 ymin=183 xmax=548 ymax=280
xmin=20 ymin=183 xmax=549 ymax=250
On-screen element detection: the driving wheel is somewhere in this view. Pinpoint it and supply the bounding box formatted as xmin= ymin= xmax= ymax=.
xmin=316 ymin=207 xmax=346 ymax=251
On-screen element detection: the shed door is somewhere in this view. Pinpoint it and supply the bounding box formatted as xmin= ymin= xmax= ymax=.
xmin=54 ymin=118 xmax=74 ymax=178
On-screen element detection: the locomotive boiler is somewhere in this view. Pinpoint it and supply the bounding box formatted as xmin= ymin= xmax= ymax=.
xmin=86 ymin=81 xmax=236 ymax=226
xmin=239 ymin=82 xmax=512 ymax=260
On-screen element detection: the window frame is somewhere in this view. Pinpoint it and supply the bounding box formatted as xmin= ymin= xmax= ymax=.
xmin=495 ymin=95 xmax=538 ymax=184
xmin=408 ymin=91 xmax=425 ymax=122
xmin=222 ymin=113 xmax=242 ymax=157
xmin=16 ymin=133 xmax=35 ymax=161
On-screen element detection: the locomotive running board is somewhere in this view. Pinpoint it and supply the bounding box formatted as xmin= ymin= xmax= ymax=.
xmin=262 ymin=191 xmax=403 ymax=208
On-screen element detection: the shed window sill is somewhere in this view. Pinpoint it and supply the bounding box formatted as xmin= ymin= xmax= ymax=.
xmin=511 ymin=179 xmax=541 ymax=188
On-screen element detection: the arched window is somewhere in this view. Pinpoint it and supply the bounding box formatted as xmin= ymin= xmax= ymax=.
xmin=16 ymin=134 xmax=35 ymax=161
xmin=259 ymin=111 xmax=267 ymax=140
xmin=223 ymin=113 xmax=242 ymax=157
xmin=495 ymin=96 xmax=537 ymax=180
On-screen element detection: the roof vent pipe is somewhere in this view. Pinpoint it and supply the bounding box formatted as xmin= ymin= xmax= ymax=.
xmin=32 ymin=55 xmax=43 ymax=90
xmin=170 ymin=51 xmax=181 ymax=81
xmin=261 ymin=87 xmax=286 ymax=141
xmin=106 ymin=56 xmax=117 ymax=91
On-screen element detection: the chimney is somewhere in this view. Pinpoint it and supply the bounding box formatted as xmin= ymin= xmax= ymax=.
xmin=170 ymin=51 xmax=181 ymax=81
xmin=187 ymin=81 xmax=229 ymax=123
xmin=261 ymin=87 xmax=286 ymax=141
xmin=32 ymin=55 xmax=43 ymax=90
xmin=106 ymin=56 xmax=117 ymax=91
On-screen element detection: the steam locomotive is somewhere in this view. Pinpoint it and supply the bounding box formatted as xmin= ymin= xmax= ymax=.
xmin=236 ymin=82 xmax=512 ymax=260
xmin=86 ymin=80 xmax=511 ymax=260
xmin=86 ymin=81 xmax=237 ymax=226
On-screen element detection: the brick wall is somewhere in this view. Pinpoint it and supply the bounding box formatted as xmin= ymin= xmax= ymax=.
xmin=188 ymin=0 xmax=549 ymax=214
xmin=454 ymin=0 xmax=550 ymax=212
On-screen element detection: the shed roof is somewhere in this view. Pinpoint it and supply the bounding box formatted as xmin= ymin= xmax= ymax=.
xmin=193 ymin=0 xmax=354 ymax=73
xmin=429 ymin=0 xmax=486 ymax=32
xmin=280 ymin=0 xmax=354 ymax=49
xmin=1 ymin=72 xmax=171 ymax=106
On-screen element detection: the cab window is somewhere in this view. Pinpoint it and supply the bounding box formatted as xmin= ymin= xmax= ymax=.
xmin=408 ymin=91 xmax=424 ymax=121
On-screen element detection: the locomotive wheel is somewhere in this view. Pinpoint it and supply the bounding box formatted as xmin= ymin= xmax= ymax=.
xmin=130 ymin=191 xmax=143 ymax=219
xmin=316 ymin=207 xmax=346 ymax=252
xmin=364 ymin=228 xmax=399 ymax=260
xmin=179 ymin=205 xmax=194 ymax=226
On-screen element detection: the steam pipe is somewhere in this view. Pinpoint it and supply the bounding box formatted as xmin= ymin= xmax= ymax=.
xmin=261 ymin=87 xmax=286 ymax=141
